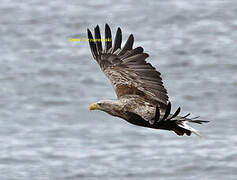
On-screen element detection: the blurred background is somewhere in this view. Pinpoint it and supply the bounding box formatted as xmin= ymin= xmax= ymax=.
xmin=0 ymin=0 xmax=237 ymax=179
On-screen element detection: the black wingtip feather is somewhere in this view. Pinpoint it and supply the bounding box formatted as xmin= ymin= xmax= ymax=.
xmin=190 ymin=116 xmax=200 ymax=120
xmin=94 ymin=25 xmax=102 ymax=53
xmin=105 ymin=24 xmax=112 ymax=51
xmin=162 ymin=102 xmax=171 ymax=121
xmin=119 ymin=34 xmax=134 ymax=56
xmin=190 ymin=120 xmax=210 ymax=124
xmin=182 ymin=113 xmax=191 ymax=118
xmin=87 ymin=28 xmax=98 ymax=59
xmin=168 ymin=107 xmax=181 ymax=120
xmin=113 ymin=27 xmax=122 ymax=52
xmin=105 ymin=23 xmax=109 ymax=28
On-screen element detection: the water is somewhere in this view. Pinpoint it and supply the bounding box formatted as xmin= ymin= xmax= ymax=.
xmin=0 ymin=0 xmax=237 ymax=179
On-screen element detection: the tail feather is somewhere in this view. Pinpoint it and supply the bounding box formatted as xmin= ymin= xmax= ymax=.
xmin=176 ymin=122 xmax=203 ymax=137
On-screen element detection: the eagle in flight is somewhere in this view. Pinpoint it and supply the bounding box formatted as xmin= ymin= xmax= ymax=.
xmin=87 ymin=24 xmax=208 ymax=136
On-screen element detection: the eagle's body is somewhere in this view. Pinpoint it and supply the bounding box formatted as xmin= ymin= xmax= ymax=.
xmin=87 ymin=24 xmax=208 ymax=136
xmin=101 ymin=95 xmax=157 ymax=120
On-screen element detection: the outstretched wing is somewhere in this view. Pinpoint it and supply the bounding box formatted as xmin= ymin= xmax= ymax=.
xmin=87 ymin=24 xmax=168 ymax=108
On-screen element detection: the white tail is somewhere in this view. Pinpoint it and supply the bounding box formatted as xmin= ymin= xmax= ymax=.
xmin=178 ymin=122 xmax=203 ymax=137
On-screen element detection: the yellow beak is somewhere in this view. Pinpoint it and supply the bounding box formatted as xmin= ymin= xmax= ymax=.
xmin=89 ymin=103 xmax=97 ymax=110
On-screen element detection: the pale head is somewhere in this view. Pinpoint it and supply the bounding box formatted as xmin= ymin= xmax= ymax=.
xmin=89 ymin=99 xmax=121 ymax=117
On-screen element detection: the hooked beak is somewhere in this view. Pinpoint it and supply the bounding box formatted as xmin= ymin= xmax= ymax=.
xmin=89 ymin=103 xmax=98 ymax=111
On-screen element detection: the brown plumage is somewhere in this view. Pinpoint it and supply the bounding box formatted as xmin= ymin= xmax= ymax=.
xmin=88 ymin=24 xmax=209 ymax=136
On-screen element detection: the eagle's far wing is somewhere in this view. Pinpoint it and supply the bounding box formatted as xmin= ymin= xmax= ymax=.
xmin=87 ymin=24 xmax=168 ymax=108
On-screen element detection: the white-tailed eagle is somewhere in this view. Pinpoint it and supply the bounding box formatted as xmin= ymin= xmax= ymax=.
xmin=87 ymin=24 xmax=208 ymax=136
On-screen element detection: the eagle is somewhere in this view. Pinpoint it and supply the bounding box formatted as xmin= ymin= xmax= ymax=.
xmin=87 ymin=24 xmax=208 ymax=136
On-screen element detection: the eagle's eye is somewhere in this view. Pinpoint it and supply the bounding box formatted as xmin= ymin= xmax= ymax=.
xmin=97 ymin=102 xmax=102 ymax=106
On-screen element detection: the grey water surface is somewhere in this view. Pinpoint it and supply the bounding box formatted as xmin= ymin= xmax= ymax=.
xmin=0 ymin=0 xmax=237 ymax=179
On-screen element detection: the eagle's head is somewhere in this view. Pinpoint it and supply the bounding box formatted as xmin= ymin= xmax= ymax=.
xmin=89 ymin=100 xmax=122 ymax=117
